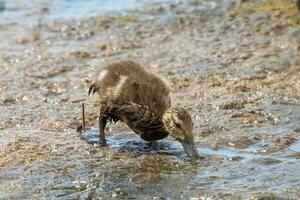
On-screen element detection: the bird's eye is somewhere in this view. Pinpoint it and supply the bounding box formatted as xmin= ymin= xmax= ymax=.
xmin=175 ymin=123 xmax=181 ymax=129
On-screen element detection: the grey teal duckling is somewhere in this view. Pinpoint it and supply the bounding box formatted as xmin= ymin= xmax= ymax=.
xmin=88 ymin=60 xmax=199 ymax=159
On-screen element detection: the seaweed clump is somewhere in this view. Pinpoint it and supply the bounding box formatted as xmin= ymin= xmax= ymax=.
xmin=228 ymin=0 xmax=300 ymax=25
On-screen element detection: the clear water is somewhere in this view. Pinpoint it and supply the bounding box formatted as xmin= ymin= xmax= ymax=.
xmin=0 ymin=0 xmax=171 ymax=24
xmin=47 ymin=0 xmax=147 ymax=20
xmin=290 ymin=139 xmax=300 ymax=152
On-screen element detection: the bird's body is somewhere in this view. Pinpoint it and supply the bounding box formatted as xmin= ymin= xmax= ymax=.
xmin=89 ymin=60 xmax=170 ymax=141
xmin=89 ymin=60 xmax=199 ymax=158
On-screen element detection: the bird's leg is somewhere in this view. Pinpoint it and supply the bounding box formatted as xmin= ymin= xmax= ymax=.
xmin=99 ymin=115 xmax=108 ymax=147
xmin=150 ymin=141 xmax=160 ymax=151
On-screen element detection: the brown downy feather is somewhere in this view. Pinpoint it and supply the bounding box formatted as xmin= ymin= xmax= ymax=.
xmin=89 ymin=60 xmax=171 ymax=141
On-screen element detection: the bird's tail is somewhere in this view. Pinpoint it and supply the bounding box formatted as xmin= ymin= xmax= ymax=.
xmin=88 ymin=82 xmax=99 ymax=95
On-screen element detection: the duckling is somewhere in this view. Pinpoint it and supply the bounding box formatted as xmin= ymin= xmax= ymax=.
xmin=88 ymin=60 xmax=199 ymax=159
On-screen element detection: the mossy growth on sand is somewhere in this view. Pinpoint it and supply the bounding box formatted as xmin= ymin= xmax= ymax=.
xmin=169 ymin=76 xmax=191 ymax=89
xmin=95 ymin=15 xmax=139 ymax=23
xmin=0 ymin=139 xmax=49 ymax=168
xmin=228 ymin=0 xmax=300 ymax=25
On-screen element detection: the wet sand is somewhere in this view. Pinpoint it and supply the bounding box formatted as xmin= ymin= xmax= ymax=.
xmin=0 ymin=0 xmax=300 ymax=199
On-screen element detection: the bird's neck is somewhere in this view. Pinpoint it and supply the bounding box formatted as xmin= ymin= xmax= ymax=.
xmin=161 ymin=108 xmax=174 ymax=133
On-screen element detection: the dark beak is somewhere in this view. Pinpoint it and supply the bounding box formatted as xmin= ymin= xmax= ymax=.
xmin=180 ymin=137 xmax=199 ymax=159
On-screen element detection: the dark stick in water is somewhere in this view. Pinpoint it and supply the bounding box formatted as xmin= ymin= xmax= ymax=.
xmin=82 ymin=103 xmax=86 ymax=132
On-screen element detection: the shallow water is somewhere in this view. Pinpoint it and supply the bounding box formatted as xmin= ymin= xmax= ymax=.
xmin=0 ymin=0 xmax=300 ymax=199
xmin=290 ymin=139 xmax=300 ymax=152
xmin=0 ymin=0 xmax=173 ymax=24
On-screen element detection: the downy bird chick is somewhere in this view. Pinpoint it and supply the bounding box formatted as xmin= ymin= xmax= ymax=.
xmin=89 ymin=60 xmax=199 ymax=159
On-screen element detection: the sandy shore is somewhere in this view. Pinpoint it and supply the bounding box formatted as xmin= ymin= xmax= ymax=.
xmin=0 ymin=0 xmax=299 ymax=199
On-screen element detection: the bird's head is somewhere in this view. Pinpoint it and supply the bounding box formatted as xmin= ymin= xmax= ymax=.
xmin=162 ymin=106 xmax=199 ymax=159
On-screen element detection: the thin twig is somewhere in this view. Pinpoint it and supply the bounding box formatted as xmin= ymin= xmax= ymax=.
xmin=82 ymin=103 xmax=86 ymax=132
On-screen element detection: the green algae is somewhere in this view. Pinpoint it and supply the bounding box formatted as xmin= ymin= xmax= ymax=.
xmin=0 ymin=138 xmax=50 ymax=168
xmin=95 ymin=15 xmax=139 ymax=23
xmin=229 ymin=0 xmax=300 ymax=25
